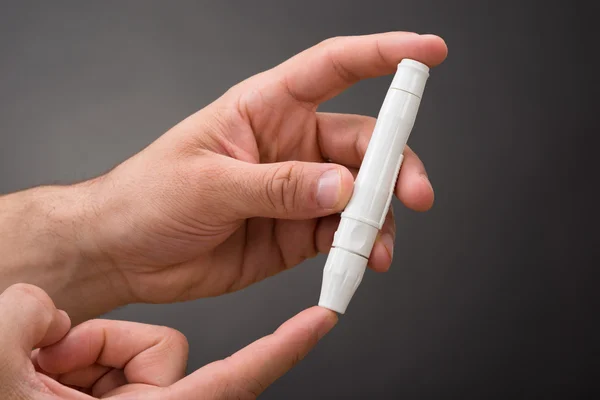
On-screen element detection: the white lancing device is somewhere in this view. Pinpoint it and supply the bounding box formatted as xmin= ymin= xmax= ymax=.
xmin=318 ymin=59 xmax=430 ymax=314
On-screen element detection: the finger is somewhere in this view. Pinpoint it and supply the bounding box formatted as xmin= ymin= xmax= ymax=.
xmin=344 ymin=168 xmax=397 ymax=269
xmin=315 ymin=207 xmax=395 ymax=274
xmin=91 ymin=369 xmax=127 ymax=398
xmin=317 ymin=113 xmax=434 ymax=211
xmin=0 ymin=283 xmax=71 ymax=353
xmin=317 ymin=112 xmax=373 ymax=167
xmin=205 ymin=153 xmax=355 ymax=220
xmin=271 ymin=219 xmax=320 ymax=268
xmin=396 ymin=145 xmax=434 ymax=211
xmin=314 ymin=214 xmax=340 ymax=253
xmin=37 ymin=320 xmax=188 ymax=388
xmin=55 ymin=363 xmax=110 ymax=389
xmin=32 ymin=352 xmax=109 ymax=398
xmin=272 ymin=32 xmax=447 ymax=105
xmin=31 ymin=349 xmax=60 ymax=381
xmin=33 ymin=374 xmax=94 ymax=400
xmin=368 ymin=206 xmax=396 ymax=273
xmin=312 ymin=167 xmax=358 ymax=254
xmin=315 ymin=167 xmax=396 ymax=272
xmin=166 ymin=306 xmax=337 ymax=399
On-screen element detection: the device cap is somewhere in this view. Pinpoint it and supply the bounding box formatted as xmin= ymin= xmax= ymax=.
xmin=318 ymin=247 xmax=368 ymax=314
xmin=390 ymin=59 xmax=430 ymax=98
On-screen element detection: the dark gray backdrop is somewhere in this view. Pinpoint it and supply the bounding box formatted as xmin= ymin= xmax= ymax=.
xmin=1 ymin=1 xmax=593 ymax=398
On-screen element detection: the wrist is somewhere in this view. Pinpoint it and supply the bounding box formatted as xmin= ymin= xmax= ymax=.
xmin=0 ymin=182 xmax=131 ymax=323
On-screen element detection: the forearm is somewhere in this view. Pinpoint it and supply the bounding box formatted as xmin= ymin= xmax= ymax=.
xmin=0 ymin=183 xmax=128 ymax=324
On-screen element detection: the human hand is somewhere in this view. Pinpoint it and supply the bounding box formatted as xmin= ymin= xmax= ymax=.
xmin=70 ymin=31 xmax=447 ymax=308
xmin=0 ymin=284 xmax=337 ymax=399
xmin=0 ymin=32 xmax=447 ymax=320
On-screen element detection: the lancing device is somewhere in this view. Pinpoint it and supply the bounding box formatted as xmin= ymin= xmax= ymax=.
xmin=318 ymin=58 xmax=430 ymax=314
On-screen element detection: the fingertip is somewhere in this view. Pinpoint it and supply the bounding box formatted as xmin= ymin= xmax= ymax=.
xmin=316 ymin=165 xmax=355 ymax=212
xmin=380 ymin=233 xmax=394 ymax=261
xmin=337 ymin=165 xmax=355 ymax=209
xmin=58 ymin=310 xmax=71 ymax=328
xmin=305 ymin=305 xmax=338 ymax=322
xmin=288 ymin=306 xmax=338 ymax=340
xmin=368 ymin=241 xmax=393 ymax=273
xmin=419 ymin=34 xmax=449 ymax=66
xmin=414 ymin=174 xmax=435 ymax=211
xmin=55 ymin=309 xmax=71 ymax=337
xmin=313 ymin=307 xmax=338 ymax=339
xmin=33 ymin=309 xmax=72 ymax=349
xmin=315 ymin=305 xmax=339 ymax=322
xmin=424 ymin=174 xmax=435 ymax=208
xmin=397 ymin=173 xmax=434 ymax=212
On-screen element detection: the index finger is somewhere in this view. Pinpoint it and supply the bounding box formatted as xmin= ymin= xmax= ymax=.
xmin=166 ymin=306 xmax=337 ymax=399
xmin=272 ymin=32 xmax=448 ymax=105
xmin=0 ymin=283 xmax=71 ymax=353
xmin=37 ymin=320 xmax=189 ymax=389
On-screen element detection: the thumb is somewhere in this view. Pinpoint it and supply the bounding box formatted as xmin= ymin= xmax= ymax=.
xmin=0 ymin=283 xmax=71 ymax=355
xmin=165 ymin=306 xmax=337 ymax=399
xmin=0 ymin=284 xmax=71 ymax=396
xmin=211 ymin=154 xmax=354 ymax=220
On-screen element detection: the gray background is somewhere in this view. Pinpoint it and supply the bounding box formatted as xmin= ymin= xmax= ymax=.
xmin=0 ymin=1 xmax=594 ymax=398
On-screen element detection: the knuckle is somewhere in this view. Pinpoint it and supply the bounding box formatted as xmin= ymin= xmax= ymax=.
xmin=354 ymin=133 xmax=367 ymax=162
xmin=264 ymin=162 xmax=303 ymax=213
xmin=374 ymin=37 xmax=388 ymax=66
xmin=325 ymin=42 xmax=360 ymax=84
xmin=231 ymin=375 xmax=264 ymax=400
xmin=211 ymin=361 xmax=259 ymax=400
xmin=3 ymin=283 xmax=54 ymax=313
xmin=0 ymin=284 xmax=56 ymax=331
xmin=290 ymin=350 xmax=303 ymax=369
xmin=6 ymin=282 xmax=43 ymax=297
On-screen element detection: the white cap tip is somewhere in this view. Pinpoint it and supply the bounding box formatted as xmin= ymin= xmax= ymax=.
xmin=399 ymin=58 xmax=430 ymax=73
xmin=391 ymin=59 xmax=430 ymax=98
xmin=318 ymin=247 xmax=368 ymax=314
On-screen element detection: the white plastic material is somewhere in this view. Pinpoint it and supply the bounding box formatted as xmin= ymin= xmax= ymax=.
xmin=318 ymin=59 xmax=430 ymax=314
xmin=318 ymin=247 xmax=368 ymax=314
xmin=390 ymin=58 xmax=430 ymax=97
xmin=332 ymin=217 xmax=379 ymax=258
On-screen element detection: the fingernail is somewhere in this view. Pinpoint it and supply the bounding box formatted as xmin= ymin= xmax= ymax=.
xmin=421 ymin=173 xmax=434 ymax=192
xmin=317 ymin=169 xmax=342 ymax=209
xmin=381 ymin=233 xmax=394 ymax=260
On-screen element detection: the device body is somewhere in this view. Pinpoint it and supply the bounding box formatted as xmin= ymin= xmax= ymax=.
xmin=318 ymin=59 xmax=430 ymax=314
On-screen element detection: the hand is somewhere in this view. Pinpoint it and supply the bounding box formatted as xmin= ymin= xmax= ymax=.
xmin=77 ymin=32 xmax=447 ymax=306
xmin=0 ymin=284 xmax=337 ymax=399
xmin=0 ymin=31 xmax=448 ymax=321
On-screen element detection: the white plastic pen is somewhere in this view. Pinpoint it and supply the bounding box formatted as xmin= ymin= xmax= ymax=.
xmin=318 ymin=58 xmax=430 ymax=314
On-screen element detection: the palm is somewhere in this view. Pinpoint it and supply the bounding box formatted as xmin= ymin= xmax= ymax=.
xmin=109 ymin=33 xmax=447 ymax=304
xmin=205 ymin=91 xmax=324 ymax=294
xmin=131 ymin=89 xmax=326 ymax=302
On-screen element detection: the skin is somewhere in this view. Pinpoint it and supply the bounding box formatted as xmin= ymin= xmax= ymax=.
xmin=0 ymin=32 xmax=448 ymax=398
xmin=0 ymin=283 xmax=337 ymax=399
